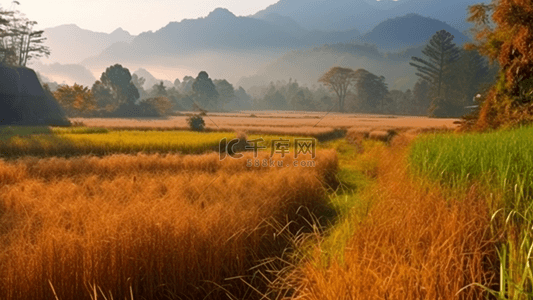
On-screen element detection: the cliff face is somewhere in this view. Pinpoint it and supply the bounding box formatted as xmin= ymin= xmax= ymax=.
xmin=0 ymin=65 xmax=70 ymax=126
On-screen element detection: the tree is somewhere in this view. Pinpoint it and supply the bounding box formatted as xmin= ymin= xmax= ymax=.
xmin=403 ymin=89 xmax=414 ymax=114
xmin=0 ymin=3 xmax=50 ymax=66
xmin=410 ymin=30 xmax=461 ymax=99
xmin=387 ymin=90 xmax=404 ymax=114
xmin=179 ymin=76 xmax=195 ymax=94
xmin=233 ymin=86 xmax=252 ymax=110
xmin=412 ymin=79 xmax=431 ymax=115
xmin=353 ymin=69 xmax=389 ymax=113
xmin=151 ymin=81 xmax=167 ymax=97
xmin=445 ymin=49 xmax=497 ymax=109
xmin=192 ymin=71 xmax=219 ymax=110
xmin=319 ymin=67 xmax=357 ymax=112
xmin=290 ymin=90 xmax=312 ymax=111
xmin=464 ymin=0 xmax=533 ymax=128
xmin=312 ymin=85 xmax=335 ymax=111
xmin=165 ymin=86 xmax=184 ymax=111
xmin=319 ymin=95 xmax=334 ymax=111
xmin=93 ymin=64 xmax=139 ymax=111
xmin=214 ymin=79 xmax=235 ymax=110
xmin=53 ymin=84 xmax=96 ymax=116
xmin=263 ymin=84 xmax=287 ymax=110
xmin=140 ymin=96 xmax=172 ymax=116
xmin=187 ymin=115 xmax=205 ymax=131
xmin=91 ymin=81 xmax=115 ymax=111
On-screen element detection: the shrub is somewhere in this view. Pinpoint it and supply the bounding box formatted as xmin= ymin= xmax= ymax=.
xmin=187 ymin=115 xmax=205 ymax=131
xmin=140 ymin=97 xmax=173 ymax=116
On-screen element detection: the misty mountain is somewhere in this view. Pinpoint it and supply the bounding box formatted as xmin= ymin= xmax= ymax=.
xmin=81 ymin=8 xmax=361 ymax=69
xmin=239 ymin=12 xmax=471 ymax=90
xmin=253 ymin=0 xmax=490 ymax=33
xmin=43 ymin=24 xmax=136 ymax=64
xmin=237 ymin=42 xmax=419 ymax=92
xmin=40 ymin=1 xmax=479 ymax=88
xmin=259 ymin=13 xmax=308 ymax=36
xmin=359 ymin=14 xmax=469 ymax=52
xmin=29 ymin=61 xmax=96 ymax=87
xmin=133 ymin=68 xmax=174 ymax=91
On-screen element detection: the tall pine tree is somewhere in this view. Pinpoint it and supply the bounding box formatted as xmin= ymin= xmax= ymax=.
xmin=410 ymin=30 xmax=460 ymax=99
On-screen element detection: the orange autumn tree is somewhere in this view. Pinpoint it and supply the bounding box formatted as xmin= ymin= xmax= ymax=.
xmin=466 ymin=0 xmax=533 ymax=129
xmin=54 ymin=83 xmax=97 ymax=117
xmin=318 ymin=67 xmax=357 ymax=112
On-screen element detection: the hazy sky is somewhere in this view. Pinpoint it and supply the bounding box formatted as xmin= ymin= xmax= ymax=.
xmin=0 ymin=0 xmax=280 ymax=35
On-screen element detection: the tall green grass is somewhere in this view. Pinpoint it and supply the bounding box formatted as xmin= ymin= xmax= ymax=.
xmin=410 ymin=126 xmax=533 ymax=299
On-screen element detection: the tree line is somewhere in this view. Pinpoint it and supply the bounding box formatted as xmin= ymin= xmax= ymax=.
xmin=52 ymin=31 xmax=497 ymax=118
xmin=49 ymin=65 xmax=254 ymax=117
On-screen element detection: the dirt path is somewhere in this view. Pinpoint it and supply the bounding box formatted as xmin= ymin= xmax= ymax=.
xmin=285 ymin=135 xmax=497 ymax=300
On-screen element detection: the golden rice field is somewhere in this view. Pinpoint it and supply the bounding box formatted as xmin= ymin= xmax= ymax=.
xmin=1 ymin=113 xmax=505 ymax=300
xmin=0 ymin=126 xmax=321 ymax=159
xmin=0 ymin=150 xmax=337 ymax=300
xmin=0 ymin=127 xmax=233 ymax=156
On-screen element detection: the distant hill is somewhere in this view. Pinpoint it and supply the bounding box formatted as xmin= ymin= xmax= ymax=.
xmin=237 ymin=43 xmax=421 ymax=92
xmin=259 ymin=13 xmax=308 ymax=36
xmin=133 ymin=68 xmax=174 ymax=91
xmin=358 ymin=14 xmax=469 ymax=52
xmin=29 ymin=61 xmax=97 ymax=87
xmin=43 ymin=24 xmax=135 ymax=64
xmin=253 ymin=0 xmax=490 ymax=33
xmin=81 ymin=8 xmax=360 ymax=69
xmin=254 ymin=0 xmax=382 ymax=32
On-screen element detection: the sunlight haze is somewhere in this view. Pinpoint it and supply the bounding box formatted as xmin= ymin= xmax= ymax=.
xmin=0 ymin=0 xmax=279 ymax=34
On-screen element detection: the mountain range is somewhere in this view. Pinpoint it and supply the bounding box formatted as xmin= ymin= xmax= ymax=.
xmin=359 ymin=13 xmax=469 ymax=52
xmin=253 ymin=0 xmax=489 ymax=32
xmin=34 ymin=0 xmax=487 ymax=89
xmin=79 ymin=8 xmax=363 ymax=68
xmin=42 ymin=25 xmax=135 ymax=64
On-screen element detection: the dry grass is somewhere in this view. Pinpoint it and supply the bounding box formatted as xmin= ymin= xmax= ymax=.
xmin=284 ymin=140 xmax=496 ymax=300
xmin=0 ymin=150 xmax=337 ymax=300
